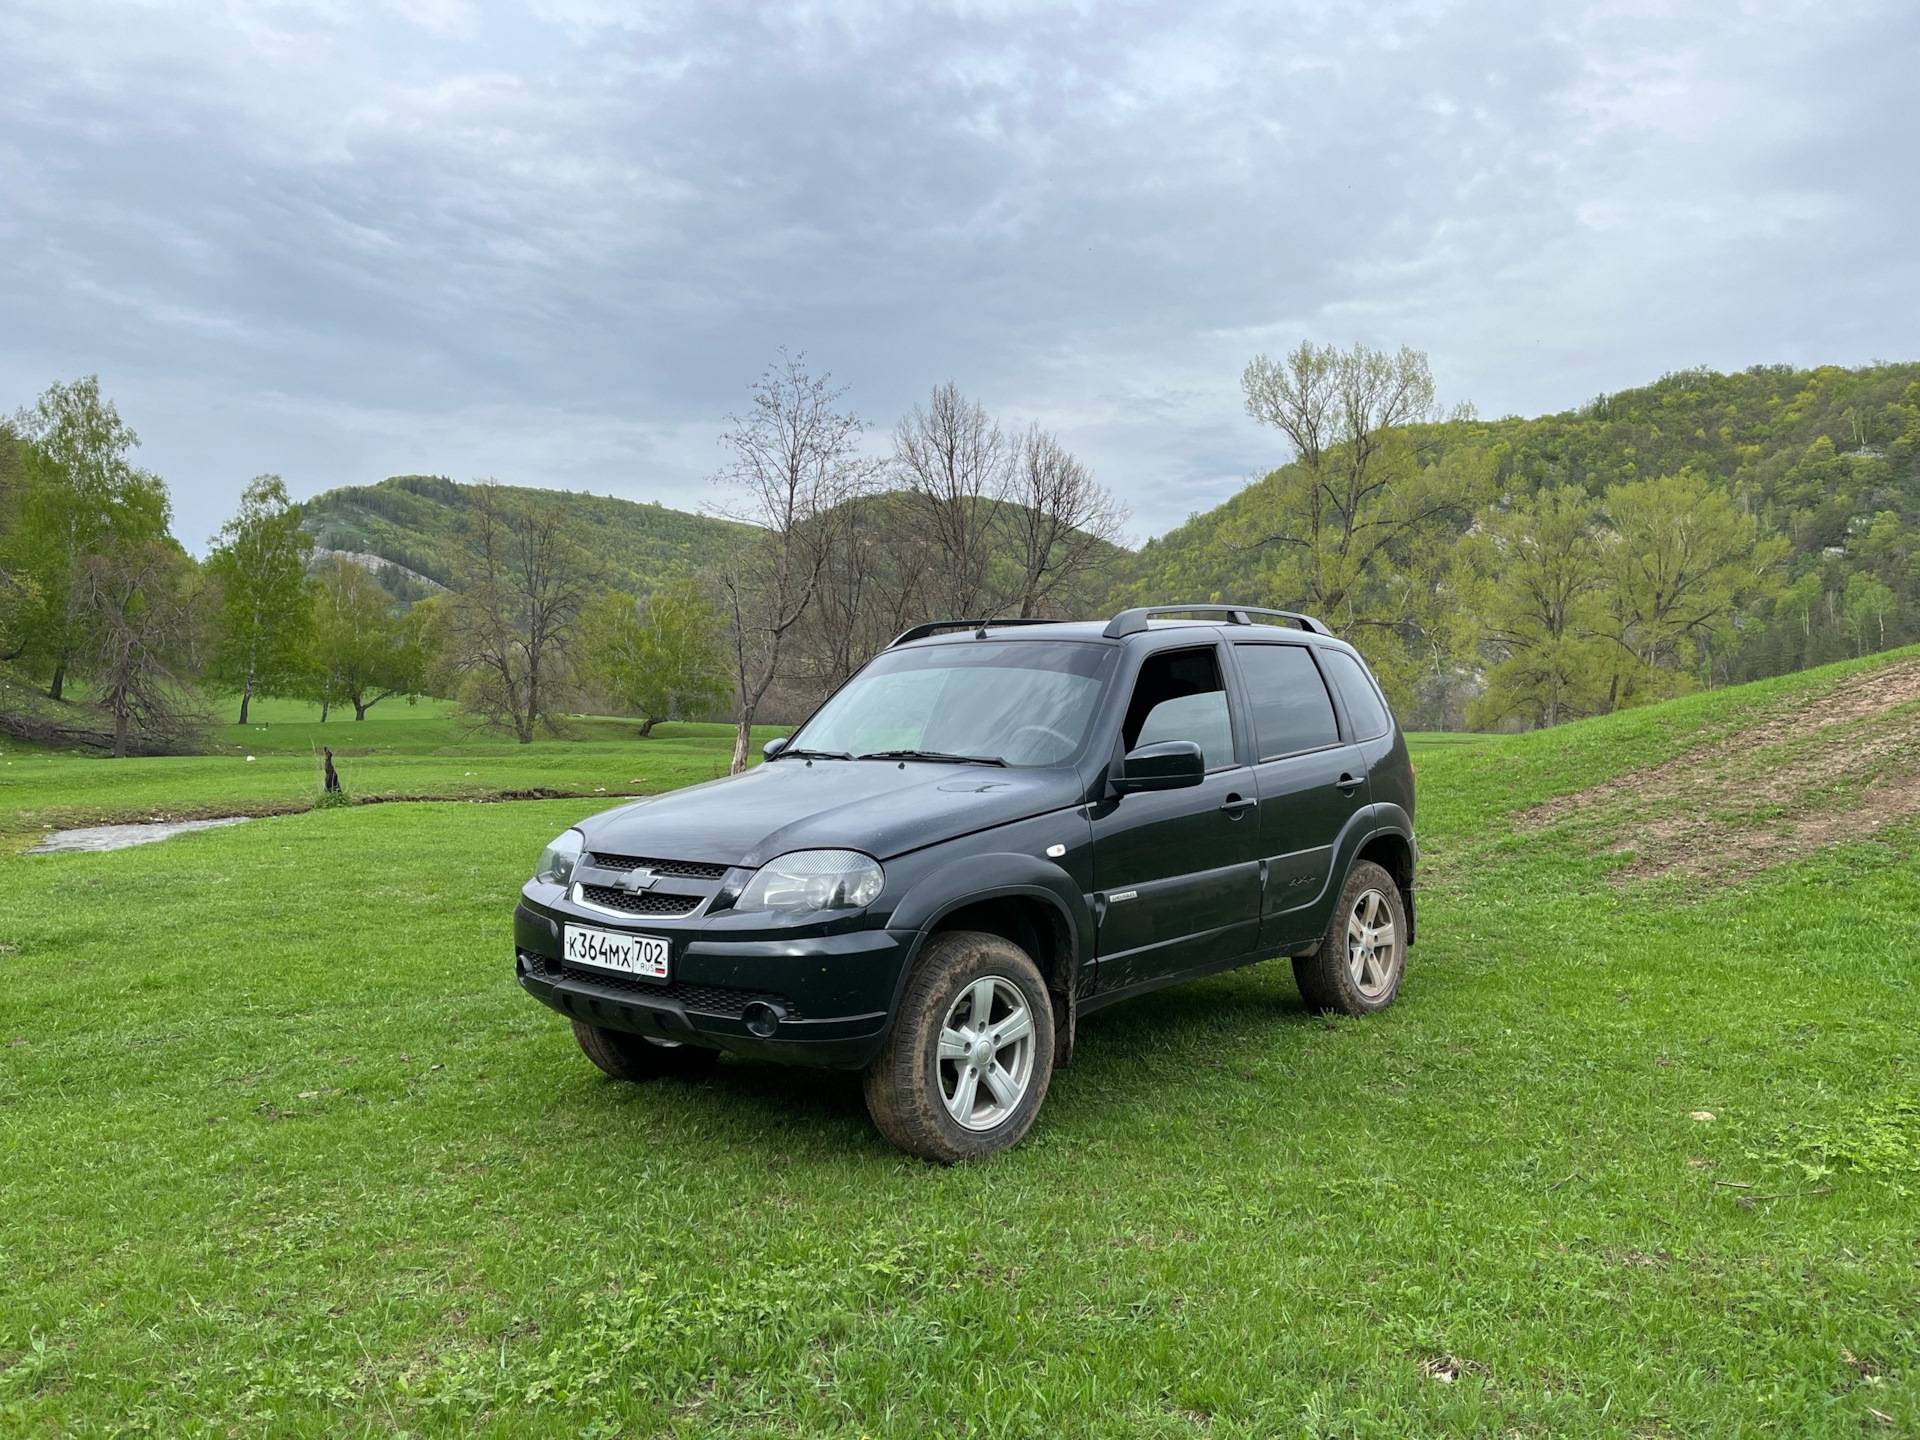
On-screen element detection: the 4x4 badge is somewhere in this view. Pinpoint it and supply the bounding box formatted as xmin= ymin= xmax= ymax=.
xmin=619 ymin=867 xmax=659 ymax=892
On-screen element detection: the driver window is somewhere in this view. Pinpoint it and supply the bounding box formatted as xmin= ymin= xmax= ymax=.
xmin=1122 ymin=647 xmax=1234 ymax=771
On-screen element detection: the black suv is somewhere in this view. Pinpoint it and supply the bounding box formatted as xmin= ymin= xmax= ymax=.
xmin=514 ymin=605 xmax=1417 ymax=1161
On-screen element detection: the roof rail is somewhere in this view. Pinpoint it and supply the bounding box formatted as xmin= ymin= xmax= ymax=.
xmin=889 ymin=617 xmax=1067 ymax=647
xmin=1101 ymin=604 xmax=1332 ymax=639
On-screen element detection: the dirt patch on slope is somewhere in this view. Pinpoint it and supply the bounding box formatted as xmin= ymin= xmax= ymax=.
xmin=1519 ymin=656 xmax=1920 ymax=883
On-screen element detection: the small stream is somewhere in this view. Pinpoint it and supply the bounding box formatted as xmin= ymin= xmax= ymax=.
xmin=25 ymin=817 xmax=252 ymax=854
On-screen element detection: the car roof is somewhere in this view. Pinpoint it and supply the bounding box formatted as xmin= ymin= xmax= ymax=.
xmin=894 ymin=618 xmax=1341 ymax=650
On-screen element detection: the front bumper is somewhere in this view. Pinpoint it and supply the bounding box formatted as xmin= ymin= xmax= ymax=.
xmin=515 ymin=901 xmax=906 ymax=1068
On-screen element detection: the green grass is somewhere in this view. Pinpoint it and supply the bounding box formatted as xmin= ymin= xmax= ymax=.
xmin=1 ymin=664 xmax=1917 ymax=1434
xmin=0 ymin=697 xmax=786 ymax=848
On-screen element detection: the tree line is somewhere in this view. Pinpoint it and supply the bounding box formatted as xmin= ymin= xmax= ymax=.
xmin=0 ymin=366 xmax=1123 ymax=765
xmin=1127 ymin=347 xmax=1920 ymax=730
xmin=6 ymin=352 xmax=1915 ymax=759
xmin=0 ymin=380 xmax=447 ymax=755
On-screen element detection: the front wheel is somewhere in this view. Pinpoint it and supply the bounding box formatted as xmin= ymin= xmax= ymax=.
xmin=864 ymin=930 xmax=1054 ymax=1162
xmin=571 ymin=1019 xmax=719 ymax=1081
xmin=1292 ymin=860 xmax=1408 ymax=1015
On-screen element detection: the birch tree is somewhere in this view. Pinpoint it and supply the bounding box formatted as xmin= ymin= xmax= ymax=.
xmin=207 ymin=475 xmax=314 ymax=723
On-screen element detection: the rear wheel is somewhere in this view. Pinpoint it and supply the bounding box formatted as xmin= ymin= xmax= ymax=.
xmin=864 ymin=930 xmax=1054 ymax=1162
xmin=571 ymin=1019 xmax=719 ymax=1081
xmin=1292 ymin=860 xmax=1407 ymax=1015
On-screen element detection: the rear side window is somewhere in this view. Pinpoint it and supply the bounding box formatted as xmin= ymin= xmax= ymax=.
xmin=1234 ymin=644 xmax=1339 ymax=759
xmin=1319 ymin=649 xmax=1393 ymax=740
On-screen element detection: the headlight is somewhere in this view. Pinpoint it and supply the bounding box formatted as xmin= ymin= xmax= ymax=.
xmin=535 ymin=828 xmax=584 ymax=886
xmin=738 ymin=849 xmax=884 ymax=916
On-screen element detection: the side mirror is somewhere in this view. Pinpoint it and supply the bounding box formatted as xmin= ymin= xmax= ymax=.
xmin=1115 ymin=739 xmax=1205 ymax=793
xmin=762 ymin=736 xmax=790 ymax=761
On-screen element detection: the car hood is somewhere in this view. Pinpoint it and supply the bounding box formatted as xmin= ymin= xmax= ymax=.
xmin=578 ymin=759 xmax=1086 ymax=867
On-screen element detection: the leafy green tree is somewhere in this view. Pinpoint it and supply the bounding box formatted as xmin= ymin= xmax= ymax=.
xmin=583 ymin=580 xmax=730 ymax=736
xmin=207 ymin=475 xmax=315 ymax=723
xmin=311 ymin=557 xmax=429 ymax=720
xmin=6 ymin=377 xmax=171 ymax=699
xmin=1234 ymin=342 xmax=1489 ymax=710
xmin=1844 ymin=573 xmax=1896 ymax=655
xmin=1593 ymin=472 xmax=1786 ymax=706
xmin=0 ymin=422 xmax=34 ymax=661
xmin=1468 ymin=484 xmax=1611 ymax=729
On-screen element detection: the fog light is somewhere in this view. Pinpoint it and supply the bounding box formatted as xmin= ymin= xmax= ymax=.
xmin=742 ymin=1000 xmax=784 ymax=1038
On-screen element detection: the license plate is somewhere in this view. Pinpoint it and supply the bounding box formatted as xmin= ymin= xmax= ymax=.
xmin=563 ymin=926 xmax=669 ymax=980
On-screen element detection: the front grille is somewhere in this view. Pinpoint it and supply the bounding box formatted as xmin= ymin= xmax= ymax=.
xmin=578 ymin=884 xmax=702 ymax=917
xmin=530 ymin=953 xmax=801 ymax=1019
xmin=589 ymin=852 xmax=731 ymax=880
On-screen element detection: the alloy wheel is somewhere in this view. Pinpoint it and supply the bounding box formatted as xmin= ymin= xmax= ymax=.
xmin=936 ymin=976 xmax=1036 ymax=1131
xmin=1345 ymin=887 xmax=1399 ymax=999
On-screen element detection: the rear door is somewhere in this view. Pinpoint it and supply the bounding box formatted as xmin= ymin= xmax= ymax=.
xmin=1090 ymin=643 xmax=1262 ymax=994
xmin=1230 ymin=642 xmax=1369 ymax=951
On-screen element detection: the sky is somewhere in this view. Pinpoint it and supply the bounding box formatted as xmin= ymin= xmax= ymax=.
xmin=3 ymin=0 xmax=1917 ymax=552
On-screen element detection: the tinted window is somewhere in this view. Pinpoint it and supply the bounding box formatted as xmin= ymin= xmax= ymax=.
xmin=1319 ymin=649 xmax=1393 ymax=740
xmin=1234 ymin=644 xmax=1339 ymax=759
xmin=796 ymin=641 xmax=1115 ymax=766
xmin=1136 ymin=692 xmax=1234 ymax=771
xmin=1122 ymin=646 xmax=1235 ymax=770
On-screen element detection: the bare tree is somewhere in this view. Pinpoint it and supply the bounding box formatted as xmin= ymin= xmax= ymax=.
xmin=447 ymin=484 xmax=593 ymax=743
xmin=74 ymin=540 xmax=207 ymax=758
xmin=792 ymin=490 xmax=879 ymax=699
xmin=714 ymin=353 xmax=874 ymax=774
xmin=1007 ymin=424 xmax=1128 ymax=617
xmin=893 ymin=382 xmax=1011 ymax=617
xmin=792 ymin=492 xmax=932 ymax=700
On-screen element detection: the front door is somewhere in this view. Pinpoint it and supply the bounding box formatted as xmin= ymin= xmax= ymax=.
xmin=1231 ymin=642 xmax=1371 ymax=951
xmin=1091 ymin=645 xmax=1262 ymax=994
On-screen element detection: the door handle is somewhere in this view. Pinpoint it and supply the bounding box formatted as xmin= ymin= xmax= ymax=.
xmin=1219 ymin=793 xmax=1258 ymax=816
xmin=1335 ymin=773 xmax=1364 ymax=792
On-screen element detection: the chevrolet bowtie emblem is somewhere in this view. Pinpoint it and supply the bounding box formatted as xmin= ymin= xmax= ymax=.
xmin=619 ymin=867 xmax=660 ymax=891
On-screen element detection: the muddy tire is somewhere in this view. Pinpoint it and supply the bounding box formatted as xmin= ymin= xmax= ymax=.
xmin=864 ymin=930 xmax=1054 ymax=1163
xmin=1292 ymin=860 xmax=1408 ymax=1016
xmin=571 ymin=1019 xmax=719 ymax=1081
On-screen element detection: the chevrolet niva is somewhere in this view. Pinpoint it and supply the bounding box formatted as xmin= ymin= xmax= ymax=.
xmin=513 ymin=604 xmax=1417 ymax=1161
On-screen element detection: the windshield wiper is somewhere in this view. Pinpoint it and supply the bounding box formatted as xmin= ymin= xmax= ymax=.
xmin=858 ymin=749 xmax=1007 ymax=767
xmin=777 ymin=747 xmax=855 ymax=761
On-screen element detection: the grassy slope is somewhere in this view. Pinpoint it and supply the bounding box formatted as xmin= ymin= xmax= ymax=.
xmin=1102 ymin=360 xmax=1920 ymax=612
xmin=300 ymin=475 xmax=753 ymax=591
xmin=0 ymin=661 xmax=1916 ymax=1434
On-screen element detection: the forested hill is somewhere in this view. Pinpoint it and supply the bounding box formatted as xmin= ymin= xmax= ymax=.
xmin=300 ymin=475 xmax=753 ymax=594
xmin=1111 ymin=361 xmax=1920 ymax=722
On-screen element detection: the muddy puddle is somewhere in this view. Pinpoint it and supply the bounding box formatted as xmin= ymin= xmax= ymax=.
xmin=25 ymin=817 xmax=252 ymax=854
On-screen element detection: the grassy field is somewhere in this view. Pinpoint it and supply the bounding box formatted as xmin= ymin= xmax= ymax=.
xmin=0 ymin=698 xmax=786 ymax=850
xmin=1 ymin=663 xmax=1916 ymax=1435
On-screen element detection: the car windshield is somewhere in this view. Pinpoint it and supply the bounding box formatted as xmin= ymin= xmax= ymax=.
xmin=791 ymin=641 xmax=1116 ymax=767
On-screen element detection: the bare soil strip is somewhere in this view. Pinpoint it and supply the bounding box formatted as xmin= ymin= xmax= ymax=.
xmin=1519 ymin=657 xmax=1920 ymax=882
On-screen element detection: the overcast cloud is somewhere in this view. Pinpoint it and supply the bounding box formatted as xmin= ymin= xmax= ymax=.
xmin=3 ymin=0 xmax=1915 ymax=549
